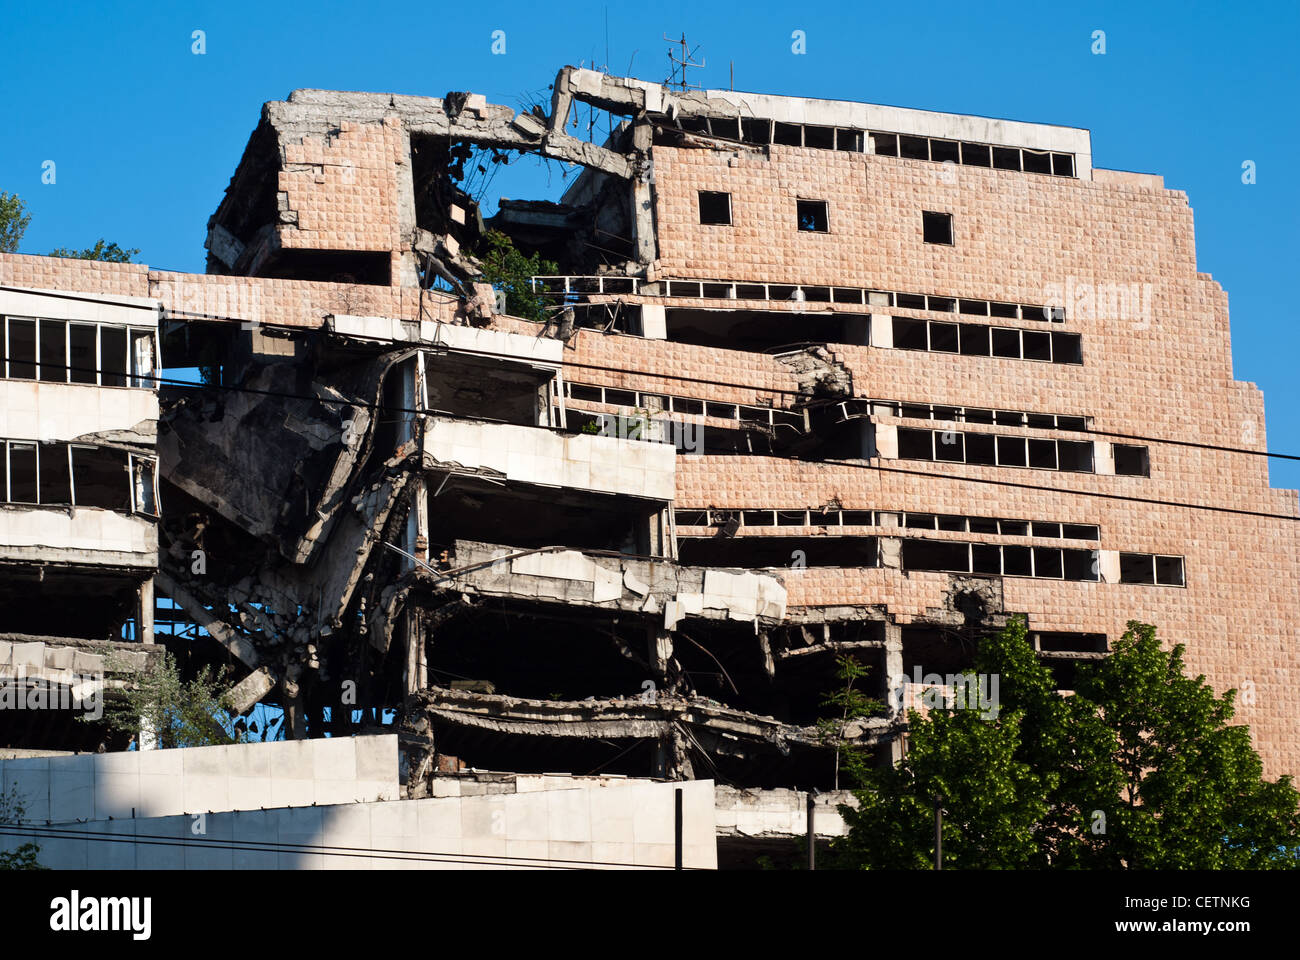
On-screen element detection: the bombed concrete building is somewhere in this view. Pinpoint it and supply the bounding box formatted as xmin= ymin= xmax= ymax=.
xmin=1 ymin=65 xmax=1297 ymax=865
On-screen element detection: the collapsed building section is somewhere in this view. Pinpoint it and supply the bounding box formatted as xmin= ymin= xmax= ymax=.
xmin=1 ymin=61 xmax=1296 ymax=868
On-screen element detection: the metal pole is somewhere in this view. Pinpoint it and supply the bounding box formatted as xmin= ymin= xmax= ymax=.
xmin=674 ymin=787 xmax=683 ymax=871
xmin=933 ymin=795 xmax=942 ymax=870
xmin=806 ymin=792 xmax=816 ymax=870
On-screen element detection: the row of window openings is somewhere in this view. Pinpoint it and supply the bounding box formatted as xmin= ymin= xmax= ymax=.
xmin=2 ymin=440 xmax=158 ymax=515
xmin=670 ymin=115 xmax=1076 ymax=178
xmin=892 ymin=316 xmax=1083 ymax=364
xmin=902 ymin=539 xmax=1184 ymax=586
xmin=659 ymin=277 xmax=1066 ymax=322
xmin=675 ymin=533 xmax=1183 ymax=586
xmin=2 ymin=317 xmax=158 ymax=387
xmin=702 ymin=194 xmax=952 ymax=245
xmin=866 ymin=399 xmax=1088 ymax=432
xmin=674 ymin=507 xmax=1099 ymax=540
xmin=897 ymin=427 xmax=1150 ymax=476
xmin=566 ymin=384 xmax=1088 ymax=437
xmin=563 ymin=382 xmax=804 ymax=429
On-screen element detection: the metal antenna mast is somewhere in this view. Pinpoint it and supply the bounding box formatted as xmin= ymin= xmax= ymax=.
xmin=663 ymin=32 xmax=705 ymax=90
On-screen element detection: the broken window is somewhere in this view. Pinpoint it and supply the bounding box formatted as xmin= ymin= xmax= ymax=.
xmin=1063 ymin=549 xmax=1100 ymax=581
xmin=803 ymin=125 xmax=835 ymax=149
xmin=895 ymin=293 xmax=926 ymax=311
xmin=70 ymin=445 xmax=130 ymax=511
xmin=934 ymin=431 xmax=964 ymax=462
xmin=992 ymin=146 xmax=1021 ymax=170
xmin=897 ymin=428 xmax=934 ymax=460
xmin=1050 ymin=332 xmax=1083 ymax=365
xmin=959 ymin=324 xmax=990 ymax=356
xmin=1022 ymin=330 xmax=1052 ymax=362
xmin=132 ymin=456 xmax=158 ymax=516
xmin=1056 ymin=415 xmax=1087 ymax=431
xmin=902 ymin=539 xmax=970 ymax=573
xmin=965 ymin=433 xmax=996 ymax=465
xmin=698 ymin=191 xmax=732 ymax=225
xmin=899 ymin=135 xmax=929 ymax=160
xmin=130 ymin=328 xmax=156 ymax=387
xmin=1063 ymin=524 xmax=1100 ymax=541
xmin=39 ymin=319 xmax=66 ymax=382
xmin=1119 ymin=553 xmax=1156 ymax=584
xmin=930 ymin=139 xmax=959 ymax=164
xmin=1022 ymin=149 xmax=1053 ymax=175
xmin=871 ymin=133 xmax=899 ymax=156
xmin=991 ymin=328 xmax=1021 ymax=358
xmin=999 ymin=520 xmax=1030 ymax=536
xmin=835 ymin=128 xmax=863 ymax=152
xmin=6 ymin=318 xmax=36 ymax=379
xmin=1113 ymin=444 xmax=1150 ymax=476
xmin=100 ymin=326 xmax=128 ymax=387
xmin=990 ymin=302 xmax=1019 ymax=319
xmin=1057 ymin=440 xmax=1095 ymax=473
xmin=1155 ymin=555 xmax=1184 ymax=586
xmin=774 ymin=122 xmax=802 ymax=146
xmin=1033 ymin=547 xmax=1064 ymax=578
xmin=39 ymin=443 xmax=71 ymax=504
xmin=1028 ymin=439 xmax=1058 ymax=469
xmin=922 ymin=211 xmax=953 ymax=245
xmin=7 ymin=442 xmax=37 ymax=503
xmin=929 ymin=321 xmax=959 ymax=352
xmin=892 ymin=317 xmax=929 ymax=351
xmin=1002 ymin=545 xmax=1032 ymax=576
xmin=996 ymin=435 xmax=1028 ymax=467
xmin=960 ymin=299 xmax=988 ymax=317
xmin=961 ymin=142 xmax=991 ymax=166
xmin=741 ymin=118 xmax=771 ymax=144
xmin=796 ymin=199 xmax=829 ymax=233
xmin=69 ymin=323 xmax=97 ymax=384
xmin=1051 ymin=153 xmax=1075 ymax=177
xmin=972 ymin=543 xmax=1001 ymax=573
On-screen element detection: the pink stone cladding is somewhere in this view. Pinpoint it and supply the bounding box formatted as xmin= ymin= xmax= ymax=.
xmin=2 ymin=131 xmax=1295 ymax=778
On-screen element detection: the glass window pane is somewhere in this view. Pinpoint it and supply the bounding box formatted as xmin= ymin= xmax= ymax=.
xmin=7 ymin=318 xmax=36 ymax=379
xmin=39 ymin=319 xmax=67 ymax=382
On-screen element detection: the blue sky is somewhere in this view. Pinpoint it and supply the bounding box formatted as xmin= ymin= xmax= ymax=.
xmin=4 ymin=0 xmax=1297 ymax=489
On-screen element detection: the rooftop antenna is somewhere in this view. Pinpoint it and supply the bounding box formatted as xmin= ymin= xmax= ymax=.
xmin=664 ymin=32 xmax=705 ymax=90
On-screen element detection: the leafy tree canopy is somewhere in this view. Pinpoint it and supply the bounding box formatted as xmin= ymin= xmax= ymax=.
xmin=828 ymin=617 xmax=1300 ymax=869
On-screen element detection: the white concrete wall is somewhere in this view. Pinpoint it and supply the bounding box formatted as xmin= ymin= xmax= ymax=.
xmin=0 ymin=380 xmax=158 ymax=442
xmin=330 ymin=314 xmax=565 ymax=368
xmin=424 ymin=416 xmax=676 ymax=501
xmin=606 ymin=69 xmax=1093 ymax=176
xmin=4 ymin=768 xmax=717 ymax=870
xmin=0 ymin=506 xmax=156 ymax=565
xmin=714 ymin=786 xmax=855 ymax=839
xmin=0 ymin=735 xmax=398 ymax=823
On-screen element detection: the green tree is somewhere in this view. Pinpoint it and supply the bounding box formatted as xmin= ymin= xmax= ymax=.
xmin=49 ymin=239 xmax=138 ymax=262
xmin=0 ymin=192 xmax=31 ymax=253
xmin=97 ymin=650 xmax=242 ymax=749
xmin=815 ymin=655 xmax=884 ymax=790
xmin=477 ymin=230 xmax=557 ymax=323
xmin=828 ymin=617 xmax=1300 ymax=869
xmin=0 ymin=786 xmax=43 ymax=870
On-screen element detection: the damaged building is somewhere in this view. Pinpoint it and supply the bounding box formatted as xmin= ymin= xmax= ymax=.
xmin=0 ymin=65 xmax=1297 ymax=868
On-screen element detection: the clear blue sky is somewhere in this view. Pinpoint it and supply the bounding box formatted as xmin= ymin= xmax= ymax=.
xmin=4 ymin=0 xmax=1297 ymax=489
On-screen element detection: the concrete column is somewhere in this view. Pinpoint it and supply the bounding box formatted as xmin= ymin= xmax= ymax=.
xmin=631 ymin=120 xmax=657 ymax=265
xmin=136 ymin=577 xmax=154 ymax=645
xmin=884 ymin=622 xmax=905 ymax=764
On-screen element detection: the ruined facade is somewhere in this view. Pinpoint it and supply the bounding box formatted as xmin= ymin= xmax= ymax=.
xmin=1 ymin=66 xmax=1297 ymax=864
